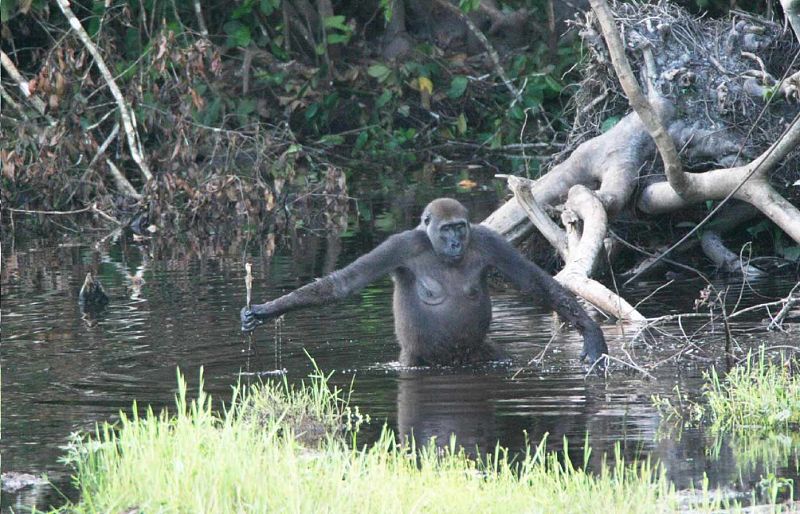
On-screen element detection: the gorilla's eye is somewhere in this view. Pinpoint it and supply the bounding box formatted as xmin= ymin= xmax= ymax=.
xmin=423 ymin=214 xmax=431 ymax=226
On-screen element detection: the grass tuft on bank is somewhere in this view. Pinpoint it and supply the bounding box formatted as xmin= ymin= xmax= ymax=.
xmin=55 ymin=368 xmax=737 ymax=513
xmin=654 ymin=347 xmax=799 ymax=433
xmin=704 ymin=350 xmax=800 ymax=431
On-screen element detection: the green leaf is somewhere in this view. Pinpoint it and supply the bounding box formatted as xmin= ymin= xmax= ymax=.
xmin=358 ymin=200 xmax=373 ymax=221
xmin=223 ymin=21 xmax=251 ymax=47
xmin=544 ymin=75 xmax=562 ymax=94
xmin=305 ymin=103 xmax=320 ymax=120
xmin=237 ymin=98 xmax=256 ymax=116
xmin=376 ymin=89 xmax=393 ymax=108
xmin=235 ymin=27 xmax=252 ymax=47
xmin=354 ymin=131 xmax=369 ymax=151
xmin=259 ymin=0 xmax=275 ymax=15
xmin=318 ymin=134 xmax=344 ymax=146
xmin=0 ymin=0 xmax=13 ymax=23
xmin=746 ymin=220 xmax=770 ymax=237
xmin=375 ymin=212 xmax=397 ymax=231
xmin=447 ymin=76 xmax=468 ymax=99
xmin=458 ymin=0 xmax=480 ymax=13
xmin=456 ymin=113 xmax=467 ymax=135
xmin=201 ymin=97 xmax=222 ymax=125
xmin=509 ymin=105 xmax=525 ymax=121
xmin=600 ymin=116 xmax=620 ymax=133
xmin=232 ymin=0 xmax=256 ymax=19
xmin=323 ymin=15 xmax=348 ymax=31
xmin=327 ymin=33 xmax=350 ymax=45
xmin=367 ymin=64 xmax=391 ymax=82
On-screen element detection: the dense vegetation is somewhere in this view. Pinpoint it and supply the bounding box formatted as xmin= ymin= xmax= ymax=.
xmin=3 ymin=0 xmax=794 ymax=237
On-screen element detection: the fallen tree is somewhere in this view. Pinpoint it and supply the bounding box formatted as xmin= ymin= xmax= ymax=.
xmin=482 ymin=0 xmax=800 ymax=321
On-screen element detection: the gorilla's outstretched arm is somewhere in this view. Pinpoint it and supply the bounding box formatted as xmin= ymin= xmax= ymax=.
xmin=242 ymin=231 xmax=425 ymax=330
xmin=475 ymin=226 xmax=608 ymax=364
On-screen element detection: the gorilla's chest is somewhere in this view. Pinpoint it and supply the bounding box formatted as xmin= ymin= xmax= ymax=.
xmin=392 ymin=254 xmax=488 ymax=306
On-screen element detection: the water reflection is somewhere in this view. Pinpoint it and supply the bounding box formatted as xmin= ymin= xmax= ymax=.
xmin=2 ymin=225 xmax=799 ymax=511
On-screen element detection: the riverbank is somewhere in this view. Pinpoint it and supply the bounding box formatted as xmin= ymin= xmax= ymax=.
xmin=53 ymin=354 xmax=798 ymax=513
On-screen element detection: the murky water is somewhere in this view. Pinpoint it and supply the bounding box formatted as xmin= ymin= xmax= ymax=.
xmin=2 ymin=206 xmax=799 ymax=511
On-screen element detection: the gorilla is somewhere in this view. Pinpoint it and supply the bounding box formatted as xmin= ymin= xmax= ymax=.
xmin=242 ymin=198 xmax=607 ymax=367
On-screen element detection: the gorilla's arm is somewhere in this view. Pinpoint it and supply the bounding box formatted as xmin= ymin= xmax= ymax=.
xmin=475 ymin=226 xmax=608 ymax=364
xmin=242 ymin=231 xmax=425 ymax=329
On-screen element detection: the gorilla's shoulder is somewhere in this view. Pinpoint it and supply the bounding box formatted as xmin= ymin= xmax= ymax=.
xmin=470 ymin=224 xmax=504 ymax=242
xmin=385 ymin=229 xmax=431 ymax=254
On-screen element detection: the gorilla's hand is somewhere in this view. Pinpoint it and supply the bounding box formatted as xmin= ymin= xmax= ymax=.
xmin=241 ymin=304 xmax=271 ymax=332
xmin=579 ymin=326 xmax=608 ymax=369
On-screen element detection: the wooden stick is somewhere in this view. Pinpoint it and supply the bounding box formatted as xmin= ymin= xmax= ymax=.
xmin=244 ymin=262 xmax=256 ymax=352
xmin=245 ymin=262 xmax=253 ymax=309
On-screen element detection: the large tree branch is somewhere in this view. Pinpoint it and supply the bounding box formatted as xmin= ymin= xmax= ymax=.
xmin=483 ymin=109 xmax=655 ymax=243
xmin=638 ymin=113 xmax=800 ymax=243
xmin=590 ymin=0 xmax=800 ymax=247
xmin=588 ymin=0 xmax=689 ymax=197
xmin=55 ymin=0 xmax=153 ymax=183
xmin=503 ymin=175 xmax=568 ymax=261
xmin=781 ymin=0 xmax=800 ymax=44
xmin=556 ymin=185 xmax=645 ymax=321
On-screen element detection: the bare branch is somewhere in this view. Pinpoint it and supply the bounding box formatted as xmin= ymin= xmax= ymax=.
xmin=700 ymin=231 xmax=764 ymax=277
xmin=55 ymin=0 xmax=153 ymax=182
xmin=0 ymin=50 xmax=50 ymax=118
xmin=105 ymin=159 xmax=143 ymax=200
xmin=5 ymin=203 xmax=121 ymax=225
xmin=588 ymin=0 xmax=688 ymax=196
xmin=556 ymin=185 xmax=646 ymax=321
xmin=193 ymin=0 xmax=209 ymax=37
xmin=87 ymin=121 xmax=120 ymax=169
xmin=432 ymin=0 xmax=521 ymax=100
xmin=503 ymin=175 xmax=568 ymax=260
xmin=0 ymin=83 xmax=28 ymax=120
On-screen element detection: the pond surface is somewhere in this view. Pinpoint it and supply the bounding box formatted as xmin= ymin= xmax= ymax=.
xmin=2 ymin=202 xmax=799 ymax=511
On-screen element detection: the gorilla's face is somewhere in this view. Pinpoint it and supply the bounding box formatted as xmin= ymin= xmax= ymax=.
xmin=422 ymin=199 xmax=471 ymax=265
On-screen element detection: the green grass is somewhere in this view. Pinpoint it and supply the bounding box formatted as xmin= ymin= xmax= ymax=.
xmin=653 ymin=347 xmax=800 ymax=433
xmin=54 ymin=369 xmax=742 ymax=514
xmin=704 ymin=350 xmax=800 ymax=432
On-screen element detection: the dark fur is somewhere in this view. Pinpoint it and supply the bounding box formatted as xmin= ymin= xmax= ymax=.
xmin=242 ymin=198 xmax=607 ymax=366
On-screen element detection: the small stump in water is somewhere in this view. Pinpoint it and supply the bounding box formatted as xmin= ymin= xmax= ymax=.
xmin=79 ymin=272 xmax=109 ymax=312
